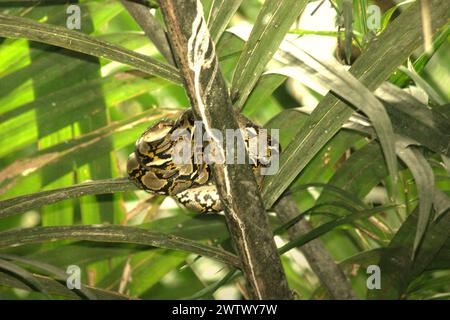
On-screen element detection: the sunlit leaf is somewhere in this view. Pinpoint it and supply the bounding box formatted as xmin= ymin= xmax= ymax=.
xmin=261 ymin=0 xmax=450 ymax=209
xmin=0 ymin=13 xmax=181 ymax=84
xmin=230 ymin=0 xmax=308 ymax=109
xmin=395 ymin=137 xmax=435 ymax=257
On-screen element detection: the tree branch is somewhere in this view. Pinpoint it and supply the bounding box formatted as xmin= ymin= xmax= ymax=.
xmin=0 ymin=272 xmax=129 ymax=300
xmin=0 ymin=178 xmax=136 ymax=219
xmin=157 ymin=0 xmax=292 ymax=299
xmin=0 ymin=225 xmax=241 ymax=269
xmin=0 ymin=13 xmax=181 ymax=84
xmin=120 ymin=0 xmax=175 ymax=65
xmin=274 ymin=196 xmax=358 ymax=300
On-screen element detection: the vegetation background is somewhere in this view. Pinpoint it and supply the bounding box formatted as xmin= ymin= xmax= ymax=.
xmin=0 ymin=0 xmax=448 ymax=299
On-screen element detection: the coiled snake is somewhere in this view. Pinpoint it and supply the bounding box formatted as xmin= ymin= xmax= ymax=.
xmin=127 ymin=109 xmax=277 ymax=213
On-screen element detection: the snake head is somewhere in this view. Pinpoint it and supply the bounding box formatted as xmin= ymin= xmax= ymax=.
xmin=134 ymin=119 xmax=174 ymax=165
xmin=136 ymin=120 xmax=173 ymax=148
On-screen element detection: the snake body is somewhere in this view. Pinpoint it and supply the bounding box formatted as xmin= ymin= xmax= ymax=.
xmin=127 ymin=109 xmax=276 ymax=213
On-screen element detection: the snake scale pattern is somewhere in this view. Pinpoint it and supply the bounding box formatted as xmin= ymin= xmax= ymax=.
xmin=127 ymin=109 xmax=277 ymax=213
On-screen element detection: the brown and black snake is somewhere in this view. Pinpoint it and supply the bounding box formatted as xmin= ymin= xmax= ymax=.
xmin=127 ymin=109 xmax=277 ymax=213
